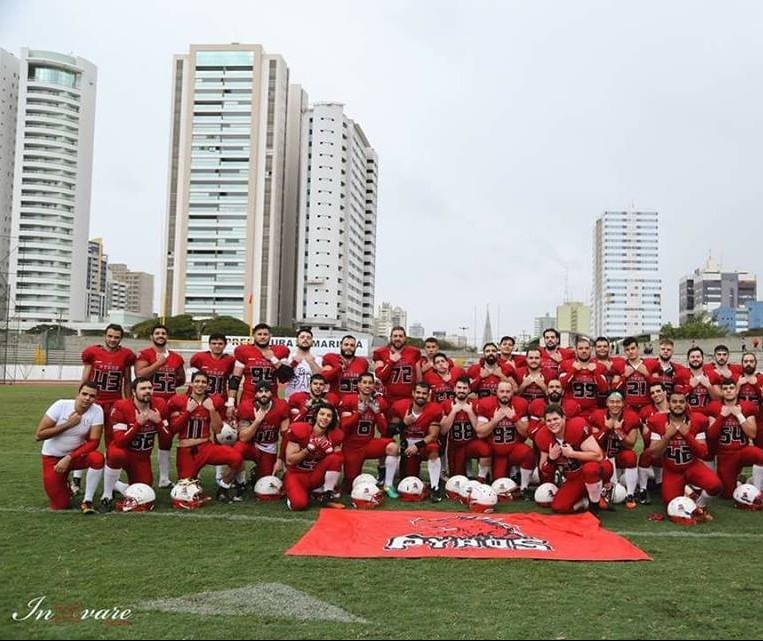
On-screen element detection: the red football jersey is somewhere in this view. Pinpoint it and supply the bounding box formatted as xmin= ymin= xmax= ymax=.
xmin=559 ymin=361 xmax=609 ymax=412
xmin=339 ymin=393 xmax=389 ymax=441
xmin=388 ymin=399 xmax=443 ymax=440
xmin=373 ymin=346 xmax=421 ymax=400
xmin=136 ymin=348 xmax=185 ymax=401
xmin=476 ymin=395 xmax=529 ymax=446
xmin=706 ymin=400 xmax=759 ymax=453
xmin=81 ymin=345 xmax=135 ymax=403
xmin=168 ymin=393 xmax=224 ymax=441
xmin=535 ymin=417 xmax=591 ymax=477
xmin=423 ymin=366 xmax=467 ymax=402
xmin=110 ymin=397 xmax=168 ymax=453
xmin=588 ymin=408 xmax=640 ymax=457
xmin=440 ymin=398 xmax=480 ymax=444
xmin=237 ymin=398 xmax=290 ymax=449
xmin=288 ymin=391 xmax=340 ymax=423
xmin=190 ymin=351 xmax=236 ymax=396
xmin=466 ymin=360 xmax=516 ymax=398
xmin=286 ymin=422 xmax=344 ymax=473
xmin=647 ymin=413 xmax=708 ymax=471
xmin=321 ymin=353 xmax=370 ymax=395
xmin=234 ymin=343 xmax=290 ymax=399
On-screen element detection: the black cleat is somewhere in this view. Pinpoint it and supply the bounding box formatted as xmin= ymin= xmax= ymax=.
xmin=98 ymin=497 xmax=114 ymax=513
xmin=216 ymin=486 xmax=231 ymax=504
xmin=637 ymin=488 xmax=651 ymax=505
xmin=430 ymin=485 xmax=444 ymax=503
xmin=70 ymin=477 xmax=82 ymax=496
xmin=80 ymin=500 xmax=95 ymax=515
xmin=232 ymin=483 xmax=246 ymax=502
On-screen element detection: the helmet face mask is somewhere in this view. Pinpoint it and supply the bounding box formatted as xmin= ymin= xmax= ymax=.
xmin=171 ymin=478 xmax=208 ymax=510
xmin=352 ymin=473 xmax=378 ymax=490
xmin=445 ymin=475 xmax=469 ymax=500
xmin=116 ymin=483 xmax=156 ymax=512
xmin=351 ymin=482 xmax=383 ymax=509
xmin=491 ymin=477 xmax=518 ymax=502
xmin=667 ymin=496 xmax=699 ymax=525
xmin=217 ymin=423 xmax=238 ymax=445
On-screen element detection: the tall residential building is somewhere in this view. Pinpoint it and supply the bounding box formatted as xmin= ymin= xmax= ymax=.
xmin=296 ymin=102 xmax=378 ymax=332
xmin=534 ymin=313 xmax=555 ymax=337
xmin=0 ymin=48 xmax=19 ymax=314
xmin=592 ymin=210 xmax=661 ymax=337
xmin=373 ymin=302 xmax=407 ymax=338
xmin=409 ymin=322 xmax=425 ymax=339
xmin=162 ymin=44 xmax=302 ymax=326
xmin=4 ymin=49 xmax=97 ymax=325
xmin=86 ymin=238 xmax=108 ymax=319
xmin=108 ymin=263 xmax=154 ymax=318
xmin=679 ymin=256 xmax=756 ymax=330
xmin=556 ymin=301 xmax=591 ymax=336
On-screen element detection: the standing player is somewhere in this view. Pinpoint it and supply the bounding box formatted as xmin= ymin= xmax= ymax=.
xmin=74 ymin=323 xmax=134 ymax=494
xmin=135 ymin=324 xmax=186 ymax=488
xmin=228 ymin=323 xmax=291 ymax=407
xmin=373 ymin=326 xmax=421 ymax=407
xmin=619 ymin=337 xmax=652 ymax=412
xmin=540 ymin=328 xmax=574 ymax=379
xmin=468 ymin=342 xmax=516 ymax=398
xmin=190 ymin=333 xmax=236 ymax=397
xmin=559 ymin=337 xmax=609 ymax=419
xmin=35 ymin=382 xmax=104 ymax=513
xmin=423 ymin=352 xmax=467 ymax=402
xmin=498 ymin=335 xmax=526 ymax=369
xmin=284 ymin=328 xmax=324 ymax=399
xmin=321 ymin=335 xmax=370 ymax=395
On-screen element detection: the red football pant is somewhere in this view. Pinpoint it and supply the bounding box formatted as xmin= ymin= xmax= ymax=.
xmin=447 ymin=439 xmax=491 ymax=477
xmin=176 ymin=441 xmax=243 ymax=480
xmin=42 ymin=452 xmax=104 ymax=510
xmin=285 ymin=453 xmax=344 ymax=511
xmin=716 ymin=447 xmax=763 ymax=498
xmin=233 ymin=441 xmax=278 ymax=479
xmin=552 ymin=460 xmax=614 ymax=514
xmin=400 ymin=442 xmax=440 ymax=479
xmin=97 ymin=400 xmax=116 ymax=444
xmin=342 ymin=437 xmax=394 ymax=492
xmin=491 ymin=442 xmax=535 ymax=480
xmin=661 ymin=461 xmax=723 ymax=505
xmin=106 ymin=445 xmax=154 ymax=485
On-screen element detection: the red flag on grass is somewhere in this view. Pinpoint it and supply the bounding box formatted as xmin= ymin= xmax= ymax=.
xmin=287 ymin=510 xmax=650 ymax=561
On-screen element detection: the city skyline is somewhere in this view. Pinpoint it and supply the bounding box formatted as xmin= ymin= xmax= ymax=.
xmin=2 ymin=1 xmax=763 ymax=337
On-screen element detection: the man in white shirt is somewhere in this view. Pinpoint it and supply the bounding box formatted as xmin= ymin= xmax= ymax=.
xmin=285 ymin=328 xmax=323 ymax=399
xmin=35 ymin=382 xmax=105 ymax=513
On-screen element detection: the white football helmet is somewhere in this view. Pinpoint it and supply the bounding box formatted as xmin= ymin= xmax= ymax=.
xmin=171 ymin=478 xmax=208 ymax=510
xmin=534 ymin=482 xmax=558 ymax=507
xmin=216 ymin=422 xmax=238 ymax=445
xmin=351 ymin=482 xmax=384 ymax=509
xmin=732 ymin=483 xmax=763 ymax=510
xmin=458 ymin=479 xmax=482 ymax=504
xmin=667 ymin=496 xmax=699 ymax=525
xmin=445 ymin=474 xmax=469 ymax=500
xmin=352 ymin=473 xmax=378 ymax=490
xmin=469 ymin=484 xmax=498 ymax=513
xmin=116 ymin=483 xmax=155 ymax=512
xmin=253 ymin=475 xmax=283 ymax=501
xmin=611 ymin=483 xmax=628 ymax=504
xmin=491 ymin=477 xmax=518 ymax=502
xmin=397 ymin=476 xmax=425 ymax=502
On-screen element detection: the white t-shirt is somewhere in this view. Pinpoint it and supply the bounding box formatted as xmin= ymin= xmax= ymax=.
xmin=40 ymin=400 xmax=104 ymax=458
xmin=285 ymin=353 xmax=323 ymax=399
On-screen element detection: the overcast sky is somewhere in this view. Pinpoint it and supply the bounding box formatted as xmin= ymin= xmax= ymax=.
xmin=2 ymin=0 xmax=762 ymax=340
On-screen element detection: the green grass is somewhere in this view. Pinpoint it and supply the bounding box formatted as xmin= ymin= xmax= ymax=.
xmin=1 ymin=385 xmax=762 ymax=640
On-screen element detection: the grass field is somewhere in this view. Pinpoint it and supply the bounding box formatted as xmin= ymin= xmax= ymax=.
xmin=1 ymin=385 xmax=762 ymax=640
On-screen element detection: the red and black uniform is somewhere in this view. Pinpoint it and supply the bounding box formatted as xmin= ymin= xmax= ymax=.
xmin=589 ymin=408 xmax=640 ymax=473
xmin=190 ymin=351 xmax=236 ymax=396
xmin=535 ymin=418 xmax=613 ymax=513
xmin=477 ymin=396 xmax=535 ymax=480
xmin=646 ymin=359 xmax=690 ymax=396
xmin=339 ymin=394 xmax=392 ymax=491
xmin=81 ymin=344 xmax=135 ymax=442
xmin=647 ymin=413 xmax=722 ymax=504
xmin=706 ymin=400 xmax=763 ymax=498
xmin=559 ymin=361 xmax=609 ymax=418
xmin=592 ymin=356 xmax=625 ymax=407
xmin=619 ymin=362 xmax=651 ymax=411
xmin=423 ymin=366 xmax=467 ymax=403
xmin=168 ymin=393 xmax=242 ymax=479
xmin=685 ymin=368 xmax=720 ymax=416
xmin=321 ymin=353 xmax=370 ymax=395
xmin=283 ymin=422 xmax=344 ymax=511
xmin=373 ymin=346 xmax=421 ymax=403
xmin=388 ymin=399 xmax=443 ymax=479
xmin=235 ymin=398 xmax=290 ymax=479
xmin=288 ymin=391 xmax=341 ymax=424
xmin=108 ymin=397 xmax=169 ymax=486
xmin=233 ymin=343 xmax=290 ymax=401
xmin=466 ymin=360 xmax=517 ymax=398
xmin=539 ymin=347 xmax=574 ymax=379
xmin=440 ymin=399 xmax=491 ymax=477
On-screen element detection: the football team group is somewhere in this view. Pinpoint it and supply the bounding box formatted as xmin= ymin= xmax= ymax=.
xmin=36 ymin=322 xmax=763 ymax=521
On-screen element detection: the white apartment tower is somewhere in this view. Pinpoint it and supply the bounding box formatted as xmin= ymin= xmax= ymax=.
xmin=296 ymin=102 xmax=378 ymax=332
xmin=592 ymin=210 xmax=662 ymax=337
xmin=162 ymin=44 xmax=302 ymax=325
xmin=0 ymin=48 xmax=20 ymax=311
xmin=4 ymin=49 xmax=96 ymax=325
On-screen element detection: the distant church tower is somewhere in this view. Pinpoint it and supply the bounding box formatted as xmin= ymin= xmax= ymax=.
xmin=482 ymin=305 xmax=493 ymax=346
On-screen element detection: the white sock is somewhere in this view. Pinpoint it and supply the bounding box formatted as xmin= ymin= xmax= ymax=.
xmin=73 ymin=469 xmax=84 ymax=480
xmin=158 ymin=449 xmax=171 ymax=483
xmin=608 ymin=458 xmax=617 ymax=484
xmin=624 ymin=468 xmax=638 ymax=495
xmin=84 ymin=467 xmax=102 ymax=502
xmin=102 ymin=465 xmax=122 ymax=500
xmin=236 ymin=470 xmax=246 ymax=484
xmin=654 ymin=467 xmax=663 ymax=484
xmin=751 ymin=465 xmax=763 ymax=490
xmin=478 ymin=464 xmax=490 ymax=480
xmin=215 ymin=465 xmax=224 ymax=483
xmin=427 ymin=458 xmax=442 ymax=490
xmin=586 ymin=481 xmax=602 ymax=502
xmin=384 ymin=455 xmax=399 ymax=487
xmin=696 ymin=490 xmax=712 ymax=508
xmin=520 ymin=468 xmax=532 ymax=490
xmin=638 ymin=467 xmax=651 ymax=489
xmin=114 ymin=480 xmax=128 ymax=495
xmin=322 ymin=470 xmax=340 ymax=492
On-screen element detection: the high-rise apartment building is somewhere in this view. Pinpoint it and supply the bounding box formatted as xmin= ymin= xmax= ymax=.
xmin=592 ymin=210 xmax=661 ymax=337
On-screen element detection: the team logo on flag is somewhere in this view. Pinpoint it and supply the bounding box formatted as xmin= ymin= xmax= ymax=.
xmin=384 ymin=514 xmax=553 ymax=552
